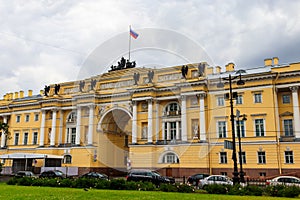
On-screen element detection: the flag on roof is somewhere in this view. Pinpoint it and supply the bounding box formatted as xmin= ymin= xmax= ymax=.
xmin=130 ymin=28 xmax=139 ymax=39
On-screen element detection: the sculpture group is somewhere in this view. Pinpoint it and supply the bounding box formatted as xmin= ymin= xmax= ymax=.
xmin=109 ymin=57 xmax=136 ymax=72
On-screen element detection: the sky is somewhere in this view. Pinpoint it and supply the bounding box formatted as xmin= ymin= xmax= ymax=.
xmin=1 ymin=0 xmax=300 ymax=98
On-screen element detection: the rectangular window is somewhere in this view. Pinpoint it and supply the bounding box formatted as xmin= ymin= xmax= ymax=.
xmin=236 ymin=95 xmax=243 ymax=105
xmin=25 ymin=114 xmax=30 ymax=122
xmin=283 ymin=119 xmax=293 ymax=136
xmin=285 ymin=151 xmax=294 ymax=164
xmin=16 ymin=115 xmax=20 ymax=123
xmin=238 ymin=152 xmax=246 ymax=164
xmin=282 ymin=94 xmax=291 ymax=104
xmin=217 ymin=96 xmax=225 ymax=106
xmin=34 ymin=114 xmax=39 ymax=121
xmin=254 ymin=93 xmax=262 ymax=103
xmin=33 ymin=132 xmax=38 ymax=145
xmin=71 ymin=128 xmax=76 ymax=145
xmin=259 ymin=172 xmax=266 ymax=177
xmin=220 ymin=152 xmax=227 ymax=164
xmin=236 ymin=120 xmax=245 ymax=137
xmin=164 ymin=122 xmax=168 ymax=141
xmin=257 ymin=151 xmax=266 ymax=164
xmin=14 ymin=133 xmax=19 ymax=145
xmin=24 ymin=132 xmax=28 ymax=145
xmin=218 ymin=121 xmax=227 ymax=138
xmin=255 ymin=119 xmax=265 ymax=136
xmin=142 ymin=122 xmax=148 ymax=139
xmin=170 ymin=122 xmax=176 ymax=140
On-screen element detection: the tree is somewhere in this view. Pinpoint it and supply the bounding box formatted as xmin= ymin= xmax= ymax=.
xmin=0 ymin=122 xmax=10 ymax=147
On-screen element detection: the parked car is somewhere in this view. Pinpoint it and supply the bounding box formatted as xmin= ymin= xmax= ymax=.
xmin=15 ymin=171 xmax=36 ymax=178
xmin=198 ymin=175 xmax=233 ymax=189
xmin=266 ymin=176 xmax=300 ymax=187
xmin=80 ymin=172 xmax=108 ymax=180
xmin=187 ymin=173 xmax=210 ymax=186
xmin=39 ymin=170 xmax=66 ymax=178
xmin=126 ymin=169 xmax=174 ymax=185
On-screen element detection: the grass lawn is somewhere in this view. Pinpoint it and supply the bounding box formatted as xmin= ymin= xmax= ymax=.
xmin=0 ymin=183 xmax=299 ymax=200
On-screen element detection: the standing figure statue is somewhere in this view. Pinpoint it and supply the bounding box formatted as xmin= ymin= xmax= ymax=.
xmin=79 ymin=80 xmax=85 ymax=92
xmin=91 ymin=79 xmax=97 ymax=90
xmin=54 ymin=84 xmax=60 ymax=95
xmin=148 ymin=70 xmax=154 ymax=83
xmin=133 ymin=72 xmax=140 ymax=85
xmin=198 ymin=63 xmax=205 ymax=77
xmin=181 ymin=65 xmax=188 ymax=79
xmin=44 ymin=85 xmax=50 ymax=96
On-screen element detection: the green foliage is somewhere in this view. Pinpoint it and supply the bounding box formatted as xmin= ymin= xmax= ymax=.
xmin=110 ymin=178 xmax=126 ymax=190
xmin=7 ymin=177 xmax=18 ymax=185
xmin=176 ymin=183 xmax=195 ymax=193
xmin=159 ymin=183 xmax=178 ymax=192
xmin=264 ymin=185 xmax=300 ymax=198
xmin=204 ymin=184 xmax=229 ymax=194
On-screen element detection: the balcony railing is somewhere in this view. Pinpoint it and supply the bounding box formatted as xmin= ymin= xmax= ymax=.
xmin=164 ymin=110 xmax=181 ymax=116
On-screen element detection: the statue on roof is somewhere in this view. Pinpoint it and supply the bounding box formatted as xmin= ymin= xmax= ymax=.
xmin=91 ymin=79 xmax=97 ymax=90
xmin=181 ymin=65 xmax=188 ymax=79
xmin=79 ymin=80 xmax=85 ymax=92
xmin=133 ymin=72 xmax=140 ymax=85
xmin=148 ymin=70 xmax=154 ymax=83
xmin=44 ymin=85 xmax=50 ymax=96
xmin=198 ymin=63 xmax=205 ymax=77
xmin=54 ymin=84 xmax=60 ymax=95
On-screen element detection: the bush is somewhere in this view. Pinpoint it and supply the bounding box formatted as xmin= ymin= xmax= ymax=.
xmin=7 ymin=177 xmax=18 ymax=185
xmin=176 ymin=184 xmax=194 ymax=193
xmin=110 ymin=179 xmax=126 ymax=190
xmin=263 ymin=185 xmax=285 ymax=197
xmin=17 ymin=177 xmax=34 ymax=186
xmin=159 ymin=183 xmax=178 ymax=192
xmin=243 ymin=185 xmax=263 ymax=196
xmin=276 ymin=186 xmax=300 ymax=198
xmin=59 ymin=178 xmax=74 ymax=187
xmin=204 ymin=184 xmax=229 ymax=194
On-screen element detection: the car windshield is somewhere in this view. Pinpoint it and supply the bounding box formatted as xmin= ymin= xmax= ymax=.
xmin=54 ymin=171 xmax=63 ymax=175
xmin=152 ymin=171 xmax=161 ymax=176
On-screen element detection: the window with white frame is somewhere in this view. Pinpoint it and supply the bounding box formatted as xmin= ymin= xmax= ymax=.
xmin=64 ymin=155 xmax=72 ymax=164
xmin=34 ymin=114 xmax=39 ymax=121
xmin=255 ymin=119 xmax=265 ymax=136
xmin=236 ymin=95 xmax=243 ymax=105
xmin=217 ymin=96 xmax=225 ymax=106
xmin=25 ymin=114 xmax=30 ymax=122
xmin=220 ymin=152 xmax=227 ymax=164
xmin=16 ymin=115 xmax=20 ymax=123
xmin=165 ymin=102 xmax=180 ymax=115
xmin=170 ymin=122 xmax=176 ymax=140
xmin=23 ymin=132 xmax=28 ymax=145
xmin=285 ymin=151 xmax=294 ymax=164
xmin=238 ymin=151 xmax=246 ymax=164
xmin=283 ymin=119 xmax=293 ymax=136
xmin=71 ymin=128 xmax=76 ymax=144
xmin=218 ymin=121 xmax=227 ymax=138
xmin=254 ymin=93 xmax=262 ymax=103
xmin=162 ymin=153 xmax=179 ymax=164
xmin=236 ymin=120 xmax=245 ymax=137
xmin=257 ymin=151 xmax=266 ymax=164
xmin=14 ymin=133 xmax=19 ymax=145
xmin=33 ymin=132 xmax=38 ymax=145
xmin=282 ymin=94 xmax=291 ymax=104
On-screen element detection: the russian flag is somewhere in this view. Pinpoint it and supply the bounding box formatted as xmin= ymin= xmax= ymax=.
xmin=130 ymin=28 xmax=139 ymax=39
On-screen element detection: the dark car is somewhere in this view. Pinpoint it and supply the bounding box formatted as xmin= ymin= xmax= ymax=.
xmin=15 ymin=171 xmax=36 ymax=178
xmin=39 ymin=170 xmax=66 ymax=178
xmin=187 ymin=173 xmax=210 ymax=186
xmin=126 ymin=169 xmax=173 ymax=185
xmin=80 ymin=172 xmax=108 ymax=180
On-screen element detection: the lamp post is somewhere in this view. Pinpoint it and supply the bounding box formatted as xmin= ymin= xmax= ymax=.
xmin=236 ymin=109 xmax=247 ymax=183
xmin=217 ymin=73 xmax=245 ymax=185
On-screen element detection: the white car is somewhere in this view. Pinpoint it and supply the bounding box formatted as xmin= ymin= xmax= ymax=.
xmin=266 ymin=176 xmax=300 ymax=187
xmin=198 ymin=175 xmax=233 ymax=189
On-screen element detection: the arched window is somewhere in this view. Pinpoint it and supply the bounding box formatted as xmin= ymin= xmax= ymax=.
xmin=63 ymin=155 xmax=72 ymax=164
xmin=164 ymin=103 xmax=181 ymax=116
xmin=67 ymin=111 xmax=76 ymax=123
xmin=162 ymin=152 xmax=179 ymax=164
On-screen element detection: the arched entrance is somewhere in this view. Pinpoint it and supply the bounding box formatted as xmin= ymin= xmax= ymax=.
xmin=97 ymin=108 xmax=132 ymax=171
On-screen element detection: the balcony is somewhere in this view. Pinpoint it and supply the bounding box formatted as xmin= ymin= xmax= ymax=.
xmin=164 ymin=110 xmax=181 ymax=117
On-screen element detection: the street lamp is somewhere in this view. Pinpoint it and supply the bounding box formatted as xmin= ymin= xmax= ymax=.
xmin=236 ymin=109 xmax=247 ymax=183
xmin=217 ymin=73 xmax=245 ymax=185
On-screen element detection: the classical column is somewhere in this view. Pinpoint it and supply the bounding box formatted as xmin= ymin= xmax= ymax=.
xmin=0 ymin=116 xmax=8 ymax=148
xmin=155 ymin=100 xmax=159 ymax=142
xmin=132 ymin=101 xmax=137 ymax=144
xmin=291 ymin=86 xmax=300 ymax=138
xmin=75 ymin=106 xmax=82 ymax=145
xmin=199 ymin=94 xmax=207 ymax=141
xmin=181 ymin=95 xmax=187 ymax=142
xmin=39 ymin=110 xmax=46 ymax=146
xmin=167 ymin=122 xmax=170 ymax=140
xmin=88 ymin=105 xmax=94 ymax=145
xmin=50 ymin=109 xmax=57 ymax=146
xmin=58 ymin=110 xmax=63 ymax=145
xmin=147 ymin=99 xmax=153 ymax=143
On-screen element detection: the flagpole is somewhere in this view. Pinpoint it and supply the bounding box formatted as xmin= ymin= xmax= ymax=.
xmin=128 ymin=25 xmax=131 ymax=62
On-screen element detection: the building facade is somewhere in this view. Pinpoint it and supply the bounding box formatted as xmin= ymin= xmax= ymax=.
xmin=0 ymin=57 xmax=300 ymax=179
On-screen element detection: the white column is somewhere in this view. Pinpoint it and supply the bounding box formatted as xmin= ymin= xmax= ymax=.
xmin=147 ymin=99 xmax=153 ymax=143
xmin=132 ymin=101 xmax=137 ymax=144
xmin=162 ymin=122 xmax=165 ymax=141
xmin=176 ymin=121 xmax=180 ymax=140
xmin=291 ymin=86 xmax=300 ymax=138
xmin=199 ymin=94 xmax=207 ymax=141
xmin=155 ymin=100 xmax=159 ymax=143
xmin=75 ymin=106 xmax=82 ymax=145
xmin=88 ymin=105 xmax=94 ymax=145
xmin=50 ymin=109 xmax=57 ymax=146
xmin=39 ymin=110 xmax=46 ymax=146
xmin=58 ymin=110 xmax=63 ymax=145
xmin=181 ymin=95 xmax=187 ymax=142
xmin=167 ymin=122 xmax=170 ymax=140
xmin=1 ymin=116 xmax=8 ymax=148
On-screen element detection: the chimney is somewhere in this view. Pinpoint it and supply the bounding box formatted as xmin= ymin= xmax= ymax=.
xmin=19 ymin=90 xmax=24 ymax=98
xmin=28 ymin=90 xmax=32 ymax=97
xmin=264 ymin=58 xmax=272 ymax=66
xmin=215 ymin=66 xmax=221 ymax=74
xmin=225 ymin=63 xmax=235 ymax=72
xmin=273 ymin=57 xmax=279 ymax=66
xmin=14 ymin=92 xmax=19 ymax=99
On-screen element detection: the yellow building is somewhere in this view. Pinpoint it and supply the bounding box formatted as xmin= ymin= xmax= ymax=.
xmin=0 ymin=57 xmax=300 ymax=179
